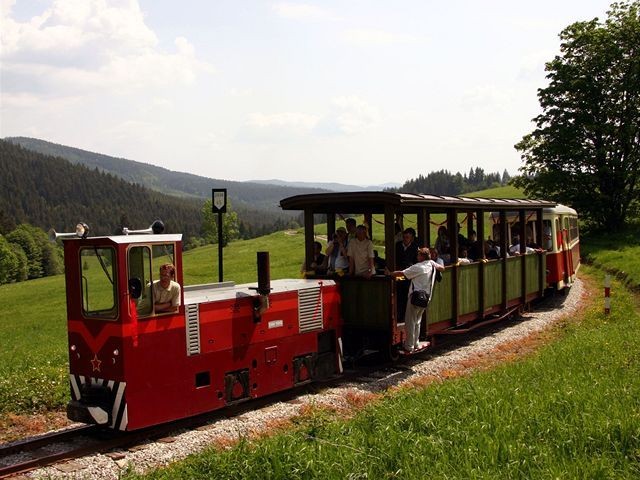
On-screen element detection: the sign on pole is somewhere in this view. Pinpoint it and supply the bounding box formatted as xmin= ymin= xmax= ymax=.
xmin=211 ymin=188 xmax=227 ymax=282
xmin=212 ymin=189 xmax=227 ymax=213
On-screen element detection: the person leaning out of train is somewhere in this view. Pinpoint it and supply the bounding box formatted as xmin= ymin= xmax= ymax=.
xmin=153 ymin=263 xmax=181 ymax=313
xmin=386 ymin=247 xmax=445 ymax=352
xmin=347 ymin=224 xmax=375 ymax=278
xmin=326 ymin=227 xmax=349 ymax=275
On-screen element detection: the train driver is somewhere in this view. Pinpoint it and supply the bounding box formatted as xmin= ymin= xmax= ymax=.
xmin=152 ymin=263 xmax=181 ymax=313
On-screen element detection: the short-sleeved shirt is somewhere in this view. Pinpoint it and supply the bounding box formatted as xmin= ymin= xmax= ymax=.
xmin=347 ymin=238 xmax=374 ymax=275
xmin=152 ymin=280 xmax=181 ymax=307
xmin=402 ymin=260 xmax=438 ymax=296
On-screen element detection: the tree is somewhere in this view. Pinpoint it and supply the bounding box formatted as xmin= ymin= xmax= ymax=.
xmin=514 ymin=1 xmax=640 ymax=230
xmin=201 ymin=200 xmax=240 ymax=247
xmin=6 ymin=224 xmax=43 ymax=279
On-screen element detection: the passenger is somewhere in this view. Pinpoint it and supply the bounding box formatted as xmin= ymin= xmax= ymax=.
xmin=509 ymin=236 xmax=535 ymax=255
xmin=486 ymin=239 xmax=501 ymax=259
xmin=467 ymin=230 xmax=482 ymax=261
xmin=458 ymin=247 xmax=471 ymax=264
xmin=326 ymin=227 xmax=349 ymax=274
xmin=373 ymin=250 xmax=386 ymax=273
xmin=152 ymin=263 xmax=181 ymax=313
xmin=302 ymin=241 xmax=326 ymax=274
xmin=347 ymin=225 xmax=375 ymax=278
xmin=386 ymin=248 xmax=445 ymax=353
xmin=457 ymin=223 xmax=468 ymax=249
xmin=395 ymin=227 xmax=419 ymax=269
xmin=543 ymin=224 xmax=553 ymax=251
xmin=430 ymin=247 xmax=445 ymax=267
xmin=345 ymin=217 xmax=357 ymax=240
xmin=435 ymin=226 xmax=451 ymax=263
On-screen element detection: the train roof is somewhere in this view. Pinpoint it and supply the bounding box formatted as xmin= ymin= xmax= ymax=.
xmin=280 ymin=191 xmax=556 ymax=212
xmin=61 ymin=234 xmax=183 ymax=243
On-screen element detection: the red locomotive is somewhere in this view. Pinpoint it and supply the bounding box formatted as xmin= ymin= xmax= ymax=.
xmin=57 ymin=192 xmax=578 ymax=431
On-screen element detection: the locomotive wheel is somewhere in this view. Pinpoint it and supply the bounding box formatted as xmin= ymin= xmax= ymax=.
xmin=387 ymin=344 xmax=400 ymax=362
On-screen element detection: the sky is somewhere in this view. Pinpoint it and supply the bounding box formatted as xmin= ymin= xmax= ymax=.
xmin=0 ymin=0 xmax=614 ymax=186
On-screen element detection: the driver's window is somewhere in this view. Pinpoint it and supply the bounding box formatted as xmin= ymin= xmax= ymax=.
xmin=129 ymin=246 xmax=153 ymax=316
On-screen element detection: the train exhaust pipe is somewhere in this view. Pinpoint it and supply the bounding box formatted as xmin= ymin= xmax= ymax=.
xmin=257 ymin=251 xmax=271 ymax=295
xmin=253 ymin=252 xmax=272 ymax=319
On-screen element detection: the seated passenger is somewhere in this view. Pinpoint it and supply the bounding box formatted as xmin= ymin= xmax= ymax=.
xmin=457 ymin=223 xmax=468 ymax=249
xmin=347 ymin=224 xmax=375 ymax=278
xmin=301 ymin=241 xmax=327 ymax=274
xmin=467 ymin=230 xmax=482 ymax=261
xmin=373 ymin=250 xmax=386 ymax=273
xmin=435 ymin=226 xmax=450 ymax=257
xmin=509 ymin=236 xmax=535 ymax=255
xmin=458 ymin=247 xmax=471 ymax=264
xmin=152 ymin=263 xmax=181 ymax=313
xmin=430 ymin=247 xmax=445 ymax=267
xmin=486 ymin=239 xmax=501 ymax=259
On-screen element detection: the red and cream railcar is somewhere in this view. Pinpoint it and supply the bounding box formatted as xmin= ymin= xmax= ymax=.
xmin=490 ymin=204 xmax=580 ymax=290
xmin=62 ymin=232 xmax=342 ymax=431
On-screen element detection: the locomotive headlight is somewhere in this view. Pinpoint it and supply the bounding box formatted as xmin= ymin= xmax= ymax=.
xmin=113 ymin=349 xmax=119 ymax=356
xmin=75 ymin=222 xmax=90 ymax=239
xmin=70 ymin=345 xmax=77 ymax=351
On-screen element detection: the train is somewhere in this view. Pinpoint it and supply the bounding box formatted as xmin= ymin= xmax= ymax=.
xmin=57 ymin=192 xmax=579 ymax=431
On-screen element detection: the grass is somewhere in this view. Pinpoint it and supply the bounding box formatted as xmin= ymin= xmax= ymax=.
xmin=581 ymin=222 xmax=640 ymax=290
xmin=465 ymin=185 xmax=525 ymax=199
xmin=129 ymin=265 xmax=640 ymax=479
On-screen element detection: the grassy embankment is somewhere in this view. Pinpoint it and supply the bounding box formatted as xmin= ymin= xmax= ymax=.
xmin=128 ymin=228 xmax=640 ymax=478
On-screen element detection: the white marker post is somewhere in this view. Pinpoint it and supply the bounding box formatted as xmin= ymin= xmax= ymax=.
xmin=604 ymin=275 xmax=611 ymax=314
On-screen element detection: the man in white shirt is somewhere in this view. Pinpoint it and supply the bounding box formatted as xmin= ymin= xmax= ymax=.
xmin=152 ymin=263 xmax=181 ymax=313
xmin=347 ymin=225 xmax=375 ymax=278
xmin=387 ymin=248 xmax=445 ymax=352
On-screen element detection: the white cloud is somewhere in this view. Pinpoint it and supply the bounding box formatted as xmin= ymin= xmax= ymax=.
xmin=342 ymin=28 xmax=424 ymax=46
xmin=271 ymin=2 xmax=341 ymax=21
xmin=246 ymin=112 xmax=320 ymax=132
xmin=322 ymin=95 xmax=381 ymax=135
xmin=460 ymin=85 xmax=517 ymax=110
xmin=0 ymin=0 xmax=213 ymax=99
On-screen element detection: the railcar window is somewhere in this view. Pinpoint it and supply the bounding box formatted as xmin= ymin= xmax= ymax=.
xmin=569 ymin=217 xmax=579 ymax=241
xmin=543 ymin=220 xmax=553 ymax=251
xmin=80 ymin=247 xmax=118 ymax=320
xmin=129 ymin=246 xmax=153 ymax=316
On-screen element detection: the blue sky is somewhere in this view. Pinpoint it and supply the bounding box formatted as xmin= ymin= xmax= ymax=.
xmin=1 ymin=0 xmax=612 ymax=186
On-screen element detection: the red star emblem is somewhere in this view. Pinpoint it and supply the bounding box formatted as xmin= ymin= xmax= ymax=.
xmin=90 ymin=354 xmax=102 ymax=372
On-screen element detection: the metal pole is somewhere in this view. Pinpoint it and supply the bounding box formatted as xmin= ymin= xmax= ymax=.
xmin=218 ymin=212 xmax=223 ymax=282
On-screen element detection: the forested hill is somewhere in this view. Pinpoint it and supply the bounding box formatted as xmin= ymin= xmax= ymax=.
xmin=0 ymin=140 xmax=203 ymax=238
xmin=5 ymin=137 xmax=328 ymax=213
